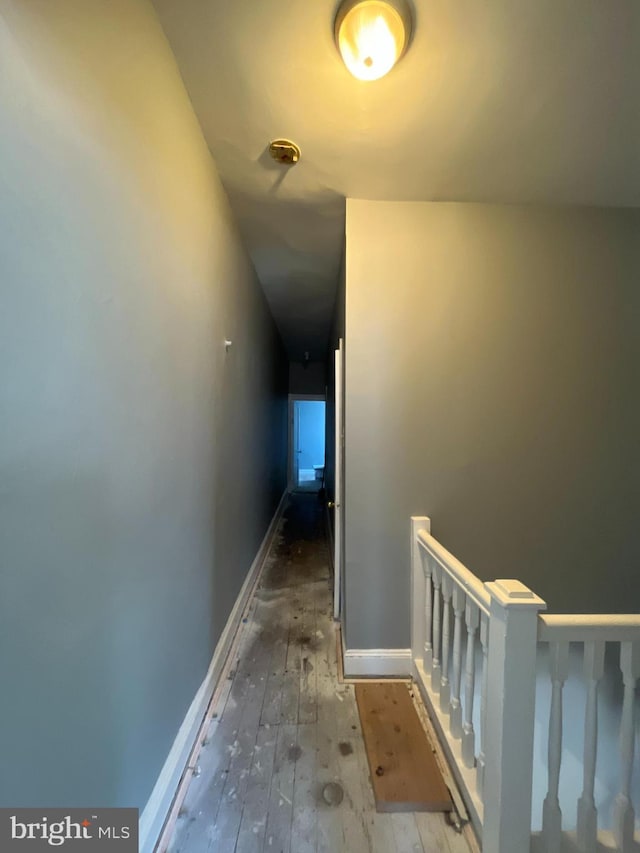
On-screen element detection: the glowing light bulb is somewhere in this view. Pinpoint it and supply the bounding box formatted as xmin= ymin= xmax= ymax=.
xmin=335 ymin=1 xmax=410 ymax=82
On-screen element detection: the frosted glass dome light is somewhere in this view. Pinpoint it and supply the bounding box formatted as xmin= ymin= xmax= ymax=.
xmin=335 ymin=0 xmax=412 ymax=82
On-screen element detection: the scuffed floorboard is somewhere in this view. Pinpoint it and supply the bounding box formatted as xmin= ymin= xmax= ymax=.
xmin=167 ymin=493 xmax=471 ymax=853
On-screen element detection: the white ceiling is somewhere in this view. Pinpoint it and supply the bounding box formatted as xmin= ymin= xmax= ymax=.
xmin=152 ymin=0 xmax=640 ymax=360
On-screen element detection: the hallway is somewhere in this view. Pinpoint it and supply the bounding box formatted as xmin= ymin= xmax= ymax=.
xmin=167 ymin=494 xmax=470 ymax=853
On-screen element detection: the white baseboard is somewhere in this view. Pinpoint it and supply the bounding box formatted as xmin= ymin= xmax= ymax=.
xmin=343 ymin=648 xmax=412 ymax=678
xmin=139 ymin=489 xmax=288 ymax=853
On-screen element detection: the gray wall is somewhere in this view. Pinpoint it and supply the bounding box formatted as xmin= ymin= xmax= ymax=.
xmin=345 ymin=199 xmax=640 ymax=649
xmin=289 ymin=361 xmax=326 ymax=396
xmin=0 ymin=0 xmax=287 ymax=810
xmin=325 ymin=255 xmax=346 ymax=527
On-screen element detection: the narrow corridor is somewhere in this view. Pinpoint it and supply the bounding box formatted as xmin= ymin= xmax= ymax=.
xmin=168 ymin=493 xmax=470 ymax=853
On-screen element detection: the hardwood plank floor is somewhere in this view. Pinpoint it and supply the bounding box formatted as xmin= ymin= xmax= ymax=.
xmin=167 ymin=493 xmax=472 ymax=853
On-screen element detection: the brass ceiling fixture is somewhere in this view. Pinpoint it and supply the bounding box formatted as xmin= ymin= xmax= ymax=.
xmin=268 ymin=139 xmax=301 ymax=165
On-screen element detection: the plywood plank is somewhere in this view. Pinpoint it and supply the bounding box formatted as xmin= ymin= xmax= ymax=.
xmin=356 ymin=682 xmax=453 ymax=813
xmin=349 ymin=727 xmax=400 ymax=853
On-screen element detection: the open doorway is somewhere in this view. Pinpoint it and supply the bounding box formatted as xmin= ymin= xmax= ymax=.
xmin=289 ymin=395 xmax=326 ymax=493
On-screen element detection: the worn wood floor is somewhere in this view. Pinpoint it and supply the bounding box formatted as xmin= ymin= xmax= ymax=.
xmin=168 ymin=493 xmax=470 ymax=853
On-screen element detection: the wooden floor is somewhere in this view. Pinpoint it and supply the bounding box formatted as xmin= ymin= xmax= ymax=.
xmin=167 ymin=493 xmax=471 ymax=853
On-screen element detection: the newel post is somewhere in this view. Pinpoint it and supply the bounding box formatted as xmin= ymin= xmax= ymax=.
xmin=482 ymin=580 xmax=546 ymax=853
xmin=411 ymin=517 xmax=431 ymax=672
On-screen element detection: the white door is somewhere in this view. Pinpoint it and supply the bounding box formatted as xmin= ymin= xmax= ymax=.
xmin=333 ymin=339 xmax=344 ymax=620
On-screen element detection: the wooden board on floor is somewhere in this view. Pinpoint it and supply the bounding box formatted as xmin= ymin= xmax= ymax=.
xmin=355 ymin=682 xmax=453 ymax=814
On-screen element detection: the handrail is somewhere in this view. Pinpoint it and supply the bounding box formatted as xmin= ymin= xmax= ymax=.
xmin=412 ymin=516 xmax=640 ymax=853
xmin=538 ymin=613 xmax=640 ymax=643
xmin=416 ymin=528 xmax=491 ymax=612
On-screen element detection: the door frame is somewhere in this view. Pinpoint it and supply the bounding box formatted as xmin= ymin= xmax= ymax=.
xmin=333 ymin=339 xmax=344 ymax=620
xmin=287 ymin=393 xmax=326 ymax=492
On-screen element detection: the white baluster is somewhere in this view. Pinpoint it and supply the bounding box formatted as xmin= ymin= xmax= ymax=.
xmin=576 ymin=640 xmax=605 ymax=853
xmin=449 ymin=585 xmax=465 ymax=737
xmin=410 ymin=517 xmax=430 ymax=673
xmin=542 ymin=641 xmax=570 ymax=853
xmin=476 ymin=612 xmax=489 ymax=799
xmin=423 ymin=552 xmax=433 ymax=670
xmin=440 ymin=573 xmax=452 ymax=712
xmin=613 ymin=641 xmax=640 ymax=852
xmin=462 ymin=600 xmax=479 ymax=769
xmin=431 ymin=562 xmax=442 ymax=694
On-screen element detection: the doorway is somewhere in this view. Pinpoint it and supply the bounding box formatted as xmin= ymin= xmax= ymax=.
xmin=289 ymin=395 xmax=326 ymax=493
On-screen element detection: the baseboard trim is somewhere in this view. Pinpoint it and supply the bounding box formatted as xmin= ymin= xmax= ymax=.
xmin=343 ymin=648 xmax=412 ymax=678
xmin=139 ymin=489 xmax=288 ymax=853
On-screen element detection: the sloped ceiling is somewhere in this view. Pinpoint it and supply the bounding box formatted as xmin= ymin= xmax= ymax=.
xmin=152 ymin=0 xmax=640 ymax=360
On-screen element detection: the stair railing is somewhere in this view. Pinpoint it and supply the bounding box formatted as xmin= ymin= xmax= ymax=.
xmin=410 ymin=516 xmax=640 ymax=853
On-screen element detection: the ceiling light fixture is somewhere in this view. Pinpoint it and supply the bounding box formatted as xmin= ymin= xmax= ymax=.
xmin=334 ymin=0 xmax=412 ymax=82
xmin=268 ymin=139 xmax=301 ymax=165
